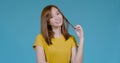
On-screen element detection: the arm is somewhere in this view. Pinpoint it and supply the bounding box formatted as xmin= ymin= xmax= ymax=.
xmin=71 ymin=47 xmax=77 ymax=63
xmin=75 ymin=39 xmax=84 ymax=63
xmin=36 ymin=46 xmax=47 ymax=63
xmin=74 ymin=24 xmax=84 ymax=63
xmin=71 ymin=39 xmax=84 ymax=63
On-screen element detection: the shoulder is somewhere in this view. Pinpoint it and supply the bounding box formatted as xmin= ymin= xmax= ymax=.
xmin=36 ymin=33 xmax=44 ymax=38
xmin=69 ymin=35 xmax=78 ymax=47
xmin=36 ymin=33 xmax=42 ymax=37
xmin=35 ymin=33 xmax=47 ymax=45
xmin=67 ymin=35 xmax=76 ymax=42
xmin=36 ymin=33 xmax=45 ymax=40
xmin=69 ymin=35 xmax=76 ymax=40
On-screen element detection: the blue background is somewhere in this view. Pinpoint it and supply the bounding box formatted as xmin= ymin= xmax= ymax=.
xmin=0 ymin=0 xmax=120 ymax=63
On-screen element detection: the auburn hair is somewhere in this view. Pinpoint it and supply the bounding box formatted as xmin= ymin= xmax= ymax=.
xmin=41 ymin=5 xmax=71 ymax=45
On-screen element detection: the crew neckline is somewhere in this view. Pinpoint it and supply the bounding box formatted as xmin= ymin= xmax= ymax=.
xmin=53 ymin=35 xmax=63 ymax=39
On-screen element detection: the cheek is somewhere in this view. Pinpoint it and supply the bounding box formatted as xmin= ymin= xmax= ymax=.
xmin=59 ymin=14 xmax=63 ymax=21
xmin=49 ymin=19 xmax=55 ymax=25
xmin=59 ymin=14 xmax=63 ymax=18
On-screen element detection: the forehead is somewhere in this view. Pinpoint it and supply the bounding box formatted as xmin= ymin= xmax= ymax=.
xmin=51 ymin=7 xmax=59 ymax=13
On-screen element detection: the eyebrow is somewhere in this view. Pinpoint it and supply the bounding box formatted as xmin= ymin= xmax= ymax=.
xmin=51 ymin=11 xmax=60 ymax=17
xmin=55 ymin=11 xmax=60 ymax=14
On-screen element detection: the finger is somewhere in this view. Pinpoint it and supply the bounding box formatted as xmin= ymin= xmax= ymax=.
xmin=75 ymin=28 xmax=81 ymax=32
xmin=75 ymin=25 xmax=79 ymax=28
xmin=75 ymin=24 xmax=83 ymax=31
xmin=77 ymin=25 xmax=83 ymax=30
xmin=76 ymin=24 xmax=82 ymax=28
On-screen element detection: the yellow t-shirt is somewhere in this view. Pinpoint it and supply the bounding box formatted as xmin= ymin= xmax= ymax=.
xmin=33 ymin=34 xmax=77 ymax=63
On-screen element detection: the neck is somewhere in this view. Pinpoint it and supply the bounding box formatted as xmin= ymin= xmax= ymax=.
xmin=52 ymin=27 xmax=62 ymax=38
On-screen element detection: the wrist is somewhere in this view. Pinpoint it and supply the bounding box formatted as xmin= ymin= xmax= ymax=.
xmin=79 ymin=38 xmax=84 ymax=41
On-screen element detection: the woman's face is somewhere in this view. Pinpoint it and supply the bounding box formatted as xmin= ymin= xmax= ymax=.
xmin=49 ymin=7 xmax=63 ymax=28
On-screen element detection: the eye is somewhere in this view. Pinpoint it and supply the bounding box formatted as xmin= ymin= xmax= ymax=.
xmin=56 ymin=12 xmax=60 ymax=15
xmin=50 ymin=16 xmax=53 ymax=18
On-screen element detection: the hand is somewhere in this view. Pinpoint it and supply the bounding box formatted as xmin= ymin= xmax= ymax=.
xmin=74 ymin=24 xmax=84 ymax=40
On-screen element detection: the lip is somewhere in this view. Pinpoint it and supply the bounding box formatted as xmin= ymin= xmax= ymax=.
xmin=55 ymin=21 xmax=61 ymax=24
xmin=55 ymin=19 xmax=61 ymax=24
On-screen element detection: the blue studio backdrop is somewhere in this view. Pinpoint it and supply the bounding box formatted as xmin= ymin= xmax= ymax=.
xmin=0 ymin=0 xmax=120 ymax=63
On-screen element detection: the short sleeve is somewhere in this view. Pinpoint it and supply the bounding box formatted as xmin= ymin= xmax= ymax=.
xmin=71 ymin=35 xmax=78 ymax=48
xmin=32 ymin=34 xmax=44 ymax=50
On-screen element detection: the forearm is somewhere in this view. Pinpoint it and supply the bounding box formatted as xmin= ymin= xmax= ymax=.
xmin=76 ymin=39 xmax=84 ymax=63
xmin=36 ymin=52 xmax=46 ymax=63
xmin=36 ymin=46 xmax=47 ymax=63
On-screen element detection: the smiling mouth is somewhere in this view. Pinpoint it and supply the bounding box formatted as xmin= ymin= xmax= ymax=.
xmin=55 ymin=19 xmax=61 ymax=24
xmin=55 ymin=21 xmax=61 ymax=24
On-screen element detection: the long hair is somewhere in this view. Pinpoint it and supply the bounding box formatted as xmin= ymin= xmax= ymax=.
xmin=41 ymin=5 xmax=71 ymax=45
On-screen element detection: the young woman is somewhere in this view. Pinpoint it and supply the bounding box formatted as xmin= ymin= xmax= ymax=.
xmin=33 ymin=5 xmax=84 ymax=63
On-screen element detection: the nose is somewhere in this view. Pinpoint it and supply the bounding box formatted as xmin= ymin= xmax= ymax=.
xmin=55 ymin=16 xmax=59 ymax=21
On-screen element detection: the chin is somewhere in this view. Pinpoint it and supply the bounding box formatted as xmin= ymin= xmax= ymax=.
xmin=54 ymin=24 xmax=62 ymax=27
xmin=57 ymin=23 xmax=62 ymax=26
xmin=55 ymin=25 xmax=62 ymax=27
